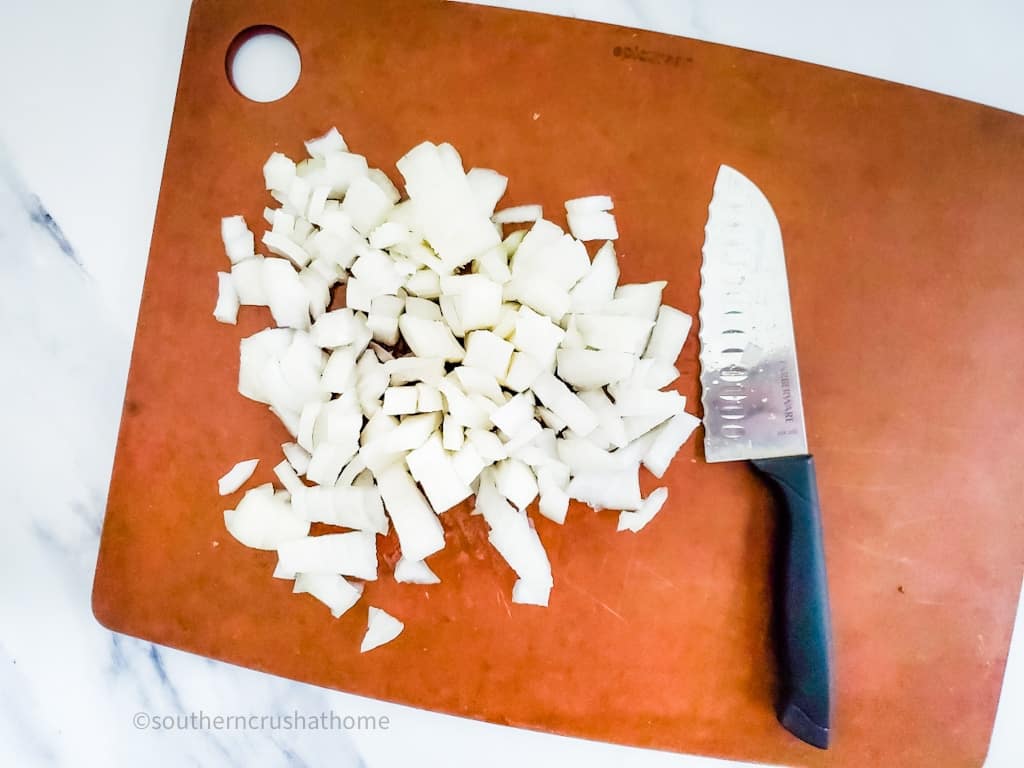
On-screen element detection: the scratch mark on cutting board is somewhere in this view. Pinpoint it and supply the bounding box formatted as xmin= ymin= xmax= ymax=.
xmin=888 ymin=513 xmax=953 ymax=530
xmin=816 ymin=445 xmax=936 ymax=458
xmin=497 ymin=589 xmax=511 ymax=618
xmin=845 ymin=539 xmax=918 ymax=565
xmin=621 ymin=543 xmax=638 ymax=592
xmin=830 ymin=482 xmax=909 ymax=492
xmin=634 ymin=560 xmax=678 ymax=590
xmin=562 ymin=577 xmax=626 ymax=623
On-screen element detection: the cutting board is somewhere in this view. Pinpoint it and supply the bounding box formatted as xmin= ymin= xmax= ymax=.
xmin=92 ymin=1 xmax=1024 ymax=766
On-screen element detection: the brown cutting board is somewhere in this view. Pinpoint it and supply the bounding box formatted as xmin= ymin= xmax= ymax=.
xmin=92 ymin=1 xmax=1024 ymax=765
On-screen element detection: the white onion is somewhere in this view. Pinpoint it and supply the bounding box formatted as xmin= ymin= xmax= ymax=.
xmin=564 ymin=195 xmax=613 ymax=215
xmin=281 ymin=441 xmax=311 ymax=475
xmin=361 ymin=607 xmax=405 ymax=652
xmin=394 ymin=556 xmax=440 ymax=585
xmin=276 ymin=531 xmax=378 ymax=580
xmin=567 ymin=209 xmax=618 ymax=241
xmin=218 ymin=459 xmax=259 ymax=495
xmin=569 ymin=241 xmax=619 ymax=311
xmin=644 ymin=305 xmax=693 ymax=363
xmin=617 ymin=487 xmax=669 ymax=533
xmin=215 ymin=127 xmax=703 ymax=647
xmin=231 ymin=257 xmax=269 ymax=306
xmin=273 ymin=459 xmax=306 ymax=496
xmin=406 ymin=434 xmax=473 ymax=513
xmin=224 ymin=484 xmax=310 ymax=549
xmin=294 ymin=572 xmax=362 ymax=618
xmin=643 ymin=412 xmax=701 ymax=478
xmin=463 ymin=330 xmax=514 ymax=380
xmin=493 ymin=205 xmax=543 ymax=224
xmin=466 ymin=167 xmax=509 ymax=216
xmin=374 ymin=463 xmax=446 ymax=561
xmin=214 ymin=272 xmax=240 ymax=325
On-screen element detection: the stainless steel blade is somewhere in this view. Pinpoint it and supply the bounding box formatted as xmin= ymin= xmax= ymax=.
xmin=699 ymin=165 xmax=808 ymax=463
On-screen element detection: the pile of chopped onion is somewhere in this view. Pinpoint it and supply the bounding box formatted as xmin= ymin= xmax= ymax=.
xmin=214 ymin=127 xmax=698 ymax=651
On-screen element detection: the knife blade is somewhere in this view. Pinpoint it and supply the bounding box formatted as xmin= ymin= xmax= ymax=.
xmin=699 ymin=165 xmax=833 ymax=749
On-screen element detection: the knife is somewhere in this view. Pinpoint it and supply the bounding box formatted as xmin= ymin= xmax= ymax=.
xmin=699 ymin=165 xmax=833 ymax=749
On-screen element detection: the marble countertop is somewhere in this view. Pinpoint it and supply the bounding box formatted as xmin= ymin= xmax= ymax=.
xmin=1 ymin=1 xmax=1022 ymax=766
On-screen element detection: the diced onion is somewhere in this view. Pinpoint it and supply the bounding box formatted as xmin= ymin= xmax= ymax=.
xmin=218 ymin=459 xmax=259 ymax=495
xmin=361 ymin=607 xmax=405 ymax=652
xmin=213 ymin=127 xmax=704 ymax=648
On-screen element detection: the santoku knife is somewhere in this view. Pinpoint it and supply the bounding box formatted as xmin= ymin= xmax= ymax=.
xmin=699 ymin=165 xmax=833 ymax=749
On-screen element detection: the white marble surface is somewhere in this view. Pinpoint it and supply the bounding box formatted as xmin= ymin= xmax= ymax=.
xmin=1 ymin=1 xmax=1022 ymax=766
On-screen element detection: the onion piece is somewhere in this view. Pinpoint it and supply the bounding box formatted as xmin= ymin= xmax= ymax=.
xmin=416 ymin=383 xmax=444 ymax=413
xmin=452 ymin=367 xmax=505 ymax=405
xmin=555 ymin=349 xmax=635 ymax=390
xmin=609 ymin=281 xmax=666 ymax=322
xmin=478 ymin=475 xmax=553 ymax=588
xmin=502 ymin=351 xmax=542 ymax=393
xmin=304 ymin=127 xmax=348 ymax=157
xmin=224 ymin=484 xmax=310 ymax=549
xmin=644 ymin=305 xmax=692 ymax=364
xmin=276 ymin=531 xmax=378 ymax=580
xmin=294 ymin=572 xmax=362 ymax=618
xmin=566 ymin=464 xmax=642 ymax=511
xmin=361 ymin=607 xmax=405 ymax=652
xmin=218 ymin=459 xmax=259 ymax=495
xmin=565 ymin=195 xmax=613 ymax=215
xmin=529 ymin=372 xmax=599 ymax=437
xmin=374 ymin=463 xmax=446 ymax=561
xmin=214 ymin=272 xmax=240 ymax=325
xmin=642 ymin=412 xmax=701 ymax=478
xmin=398 ymin=315 xmax=466 ymax=362
xmin=382 ymin=386 xmax=420 ymax=416
xmin=512 ymin=579 xmax=553 ymax=607
xmin=466 ymin=167 xmax=509 ymax=216
xmin=577 ymin=389 xmax=628 ymax=449
xmin=306 ymin=440 xmax=359 ymax=486
xmin=494 ymin=458 xmax=539 ymax=510
xmin=463 ymin=331 xmax=514 ymax=381
xmin=474 ymin=246 xmax=512 ymax=285
xmin=282 ymin=442 xmax=311 ymax=475
xmin=567 ymin=209 xmax=618 ymax=241
xmin=262 ymin=230 xmax=311 ymax=268
xmin=511 ymin=306 xmax=565 ymax=370
xmin=617 ymin=487 xmax=669 ymax=533
xmin=466 ymin=428 xmax=508 ymax=462
xmin=441 ymin=416 xmax=464 ymax=451
xmin=397 ymin=141 xmax=501 ymax=269
xmin=394 ymin=556 xmax=441 ymax=584
xmin=221 ymin=215 xmax=256 ymax=264
xmin=574 ymin=314 xmax=653 ymax=355
xmin=569 ymin=241 xmax=619 ymax=312
xmin=336 ymin=454 xmax=367 ymax=487
xmin=384 ymin=355 xmax=445 ymax=385
xmin=452 ymin=443 xmax=489 ymax=485
xmin=493 ymin=205 xmax=543 ymax=224
xmin=264 ymin=152 xmax=296 ymax=192
xmin=231 ymin=257 xmax=269 ymax=306
xmin=536 ymin=463 xmax=570 ymax=524
xmin=406 ymin=434 xmax=472 ymax=513
xmin=273 ymin=459 xmax=306 ymax=496
xmin=489 ymin=392 xmax=535 ymax=436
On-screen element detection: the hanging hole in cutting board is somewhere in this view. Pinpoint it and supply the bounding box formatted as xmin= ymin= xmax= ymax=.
xmin=226 ymin=26 xmax=301 ymax=103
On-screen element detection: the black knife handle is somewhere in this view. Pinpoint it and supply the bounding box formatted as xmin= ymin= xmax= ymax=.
xmin=751 ymin=454 xmax=833 ymax=749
